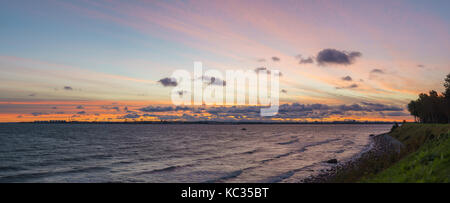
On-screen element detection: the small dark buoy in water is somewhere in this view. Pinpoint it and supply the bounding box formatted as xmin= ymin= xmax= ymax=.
xmin=241 ymin=128 xmax=247 ymax=131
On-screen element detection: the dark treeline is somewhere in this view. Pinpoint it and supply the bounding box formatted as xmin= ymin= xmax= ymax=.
xmin=407 ymin=73 xmax=450 ymax=123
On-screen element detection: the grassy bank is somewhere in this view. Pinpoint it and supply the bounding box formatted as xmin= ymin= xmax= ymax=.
xmin=327 ymin=123 xmax=450 ymax=183
xmin=361 ymin=123 xmax=450 ymax=182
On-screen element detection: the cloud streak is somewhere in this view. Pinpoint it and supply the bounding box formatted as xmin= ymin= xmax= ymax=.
xmin=134 ymin=102 xmax=405 ymax=121
xmin=370 ymin=69 xmax=384 ymax=74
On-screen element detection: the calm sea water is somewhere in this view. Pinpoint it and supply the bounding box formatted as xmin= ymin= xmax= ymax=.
xmin=0 ymin=124 xmax=391 ymax=183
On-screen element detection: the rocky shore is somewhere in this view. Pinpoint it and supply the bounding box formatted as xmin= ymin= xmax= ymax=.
xmin=301 ymin=133 xmax=405 ymax=183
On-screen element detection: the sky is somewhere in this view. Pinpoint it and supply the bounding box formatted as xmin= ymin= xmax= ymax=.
xmin=0 ymin=0 xmax=449 ymax=122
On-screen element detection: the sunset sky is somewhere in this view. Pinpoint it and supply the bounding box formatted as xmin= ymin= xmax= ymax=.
xmin=1 ymin=0 xmax=449 ymax=122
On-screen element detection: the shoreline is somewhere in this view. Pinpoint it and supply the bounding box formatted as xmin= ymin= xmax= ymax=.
xmin=301 ymin=132 xmax=405 ymax=183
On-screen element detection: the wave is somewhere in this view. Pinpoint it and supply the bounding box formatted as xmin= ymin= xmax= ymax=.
xmin=204 ymin=170 xmax=244 ymax=183
xmin=260 ymin=167 xmax=307 ymax=183
xmin=59 ymin=154 xmax=112 ymax=162
xmin=135 ymin=163 xmax=195 ymax=175
xmin=241 ymin=148 xmax=259 ymax=154
xmin=0 ymin=166 xmax=109 ymax=183
xmin=189 ymin=148 xmax=261 ymax=164
xmin=204 ymin=165 xmax=260 ymax=183
xmin=260 ymin=138 xmax=341 ymax=164
xmin=0 ymin=166 xmax=27 ymax=171
xmin=20 ymin=154 xmax=113 ymax=168
xmin=111 ymin=160 xmax=134 ymax=165
xmin=277 ymin=139 xmax=299 ymax=145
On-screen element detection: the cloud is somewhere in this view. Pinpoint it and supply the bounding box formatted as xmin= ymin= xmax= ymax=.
xmin=296 ymin=55 xmax=314 ymax=64
xmin=370 ymin=69 xmax=384 ymax=74
xmin=63 ymin=86 xmax=73 ymax=91
xmin=348 ymin=84 xmax=358 ymax=88
xmin=28 ymin=93 xmax=36 ymax=97
xmin=300 ymin=57 xmax=314 ymax=64
xmin=255 ymin=67 xmax=268 ymax=72
xmin=257 ymin=58 xmax=266 ymax=62
xmin=336 ymin=83 xmax=358 ymax=89
xmin=176 ymin=90 xmax=190 ymax=97
xmin=31 ymin=112 xmax=49 ymax=116
xmin=31 ymin=111 xmax=65 ymax=116
xmin=76 ymin=105 xmax=84 ymax=109
xmin=275 ymin=104 xmax=332 ymax=119
xmin=360 ymin=102 xmax=403 ymax=111
xmin=52 ymin=107 xmax=58 ymax=109
xmin=139 ymin=106 xmax=174 ymax=112
xmin=77 ymin=111 xmax=86 ymax=115
xmin=131 ymin=102 xmax=405 ymax=121
xmin=254 ymin=67 xmax=283 ymax=76
xmin=175 ymin=106 xmax=191 ymax=111
xmin=341 ymin=76 xmax=353 ymax=81
xmin=337 ymin=103 xmax=403 ymax=112
xmin=385 ymin=112 xmax=409 ymax=116
xmin=158 ymin=77 xmax=178 ymax=87
xmin=337 ymin=104 xmax=365 ymax=111
xmin=140 ymin=113 xmax=182 ymax=120
xmin=271 ymin=56 xmax=280 ymax=62
xmin=200 ymin=76 xmax=226 ymax=86
xmin=123 ymin=106 xmax=136 ymax=113
xmin=101 ymin=106 xmax=121 ymax=111
xmin=417 ymin=64 xmax=425 ymax=68
xmin=316 ymin=49 xmax=361 ymax=66
xmin=369 ymin=69 xmax=385 ymax=80
xmin=120 ymin=113 xmax=141 ymax=119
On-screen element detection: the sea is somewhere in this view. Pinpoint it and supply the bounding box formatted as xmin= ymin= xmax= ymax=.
xmin=0 ymin=124 xmax=391 ymax=183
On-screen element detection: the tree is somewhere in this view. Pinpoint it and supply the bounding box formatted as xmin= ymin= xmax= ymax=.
xmin=444 ymin=73 xmax=450 ymax=98
xmin=407 ymin=100 xmax=418 ymax=122
xmin=444 ymin=74 xmax=450 ymax=123
xmin=407 ymin=73 xmax=450 ymax=123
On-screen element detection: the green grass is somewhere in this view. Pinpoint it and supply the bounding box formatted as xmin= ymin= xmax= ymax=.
xmin=361 ymin=123 xmax=450 ymax=183
xmin=389 ymin=123 xmax=450 ymax=153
